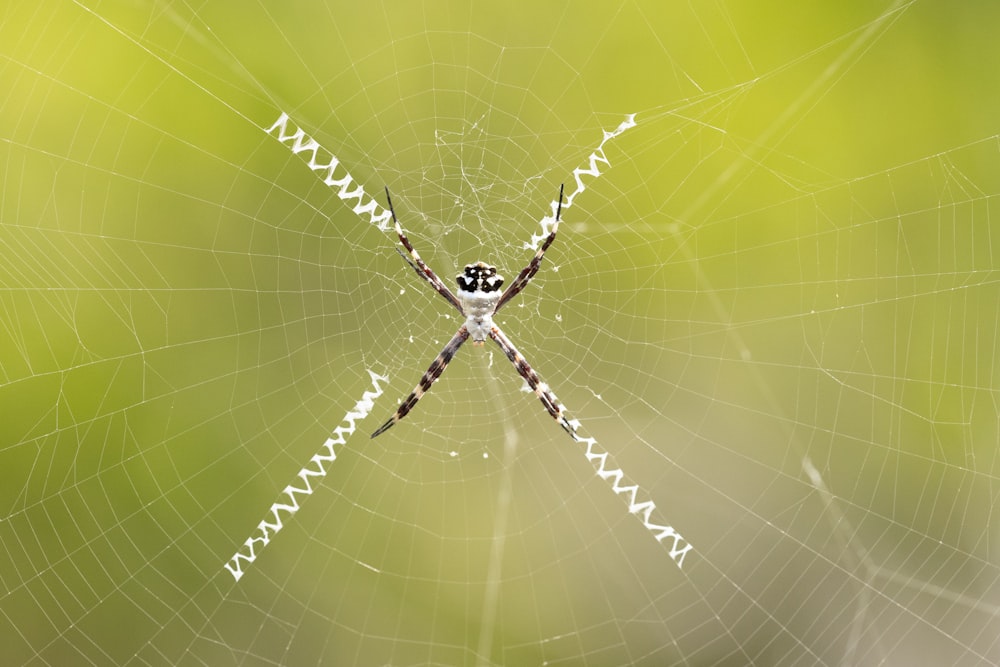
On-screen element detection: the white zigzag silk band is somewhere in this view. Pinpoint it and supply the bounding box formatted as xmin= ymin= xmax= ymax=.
xmin=261 ymin=110 xmax=690 ymax=569
xmin=573 ymin=431 xmax=692 ymax=568
xmin=266 ymin=110 xmax=637 ymax=241
xmin=266 ymin=112 xmax=394 ymax=230
xmin=520 ymin=113 xmax=693 ymax=569
xmin=528 ymin=114 xmax=638 ymax=251
xmin=225 ymin=371 xmax=388 ymax=581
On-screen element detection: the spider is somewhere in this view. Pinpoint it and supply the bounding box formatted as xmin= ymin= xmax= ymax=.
xmin=371 ymin=184 xmax=578 ymax=439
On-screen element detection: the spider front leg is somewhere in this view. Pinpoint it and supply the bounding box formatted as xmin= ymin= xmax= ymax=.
xmin=385 ymin=187 xmax=464 ymax=315
xmin=371 ymin=326 xmax=471 ymax=438
xmin=495 ymin=183 xmax=564 ymax=313
xmin=489 ymin=325 xmax=577 ymax=438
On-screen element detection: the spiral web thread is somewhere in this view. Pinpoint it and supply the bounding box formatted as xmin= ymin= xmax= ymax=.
xmin=224 ymin=371 xmax=388 ymax=581
xmin=258 ymin=109 xmax=690 ymax=571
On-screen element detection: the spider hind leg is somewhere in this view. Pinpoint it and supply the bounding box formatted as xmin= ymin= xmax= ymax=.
xmin=489 ymin=325 xmax=577 ymax=438
xmin=371 ymin=326 xmax=471 ymax=437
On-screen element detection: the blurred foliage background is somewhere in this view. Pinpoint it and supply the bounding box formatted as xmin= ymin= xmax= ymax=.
xmin=2 ymin=0 xmax=1000 ymax=664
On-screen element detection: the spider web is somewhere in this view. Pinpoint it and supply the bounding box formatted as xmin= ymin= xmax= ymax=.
xmin=3 ymin=1 xmax=1000 ymax=665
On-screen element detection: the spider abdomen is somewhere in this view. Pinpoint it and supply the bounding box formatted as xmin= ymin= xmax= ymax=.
xmin=460 ymin=290 xmax=500 ymax=342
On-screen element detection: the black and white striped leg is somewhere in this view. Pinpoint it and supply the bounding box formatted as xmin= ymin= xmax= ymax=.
xmin=385 ymin=187 xmax=464 ymax=315
xmin=495 ymin=183 xmax=564 ymax=313
xmin=371 ymin=326 xmax=471 ymax=438
xmin=488 ymin=325 xmax=576 ymax=438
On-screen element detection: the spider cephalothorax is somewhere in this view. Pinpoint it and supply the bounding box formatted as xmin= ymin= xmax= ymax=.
xmin=457 ymin=262 xmax=504 ymax=293
xmin=372 ymin=184 xmax=575 ymax=439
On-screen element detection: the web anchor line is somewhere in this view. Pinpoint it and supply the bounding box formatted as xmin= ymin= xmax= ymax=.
xmin=224 ymin=370 xmax=388 ymax=582
xmin=265 ymin=111 xmax=394 ymax=231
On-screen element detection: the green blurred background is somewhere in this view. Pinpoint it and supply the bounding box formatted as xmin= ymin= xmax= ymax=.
xmin=2 ymin=1 xmax=999 ymax=664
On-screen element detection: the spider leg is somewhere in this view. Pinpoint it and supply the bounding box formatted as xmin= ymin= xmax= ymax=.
xmin=495 ymin=183 xmax=564 ymax=313
xmin=371 ymin=325 xmax=471 ymax=438
xmin=488 ymin=325 xmax=576 ymax=438
xmin=385 ymin=187 xmax=464 ymax=315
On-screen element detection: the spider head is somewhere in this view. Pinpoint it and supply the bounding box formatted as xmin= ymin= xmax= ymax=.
xmin=457 ymin=262 xmax=504 ymax=293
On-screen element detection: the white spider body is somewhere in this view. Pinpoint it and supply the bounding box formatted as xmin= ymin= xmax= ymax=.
xmin=460 ymin=290 xmax=500 ymax=343
xmin=456 ymin=261 xmax=504 ymax=344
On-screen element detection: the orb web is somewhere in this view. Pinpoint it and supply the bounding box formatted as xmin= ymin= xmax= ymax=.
xmin=2 ymin=1 xmax=999 ymax=665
